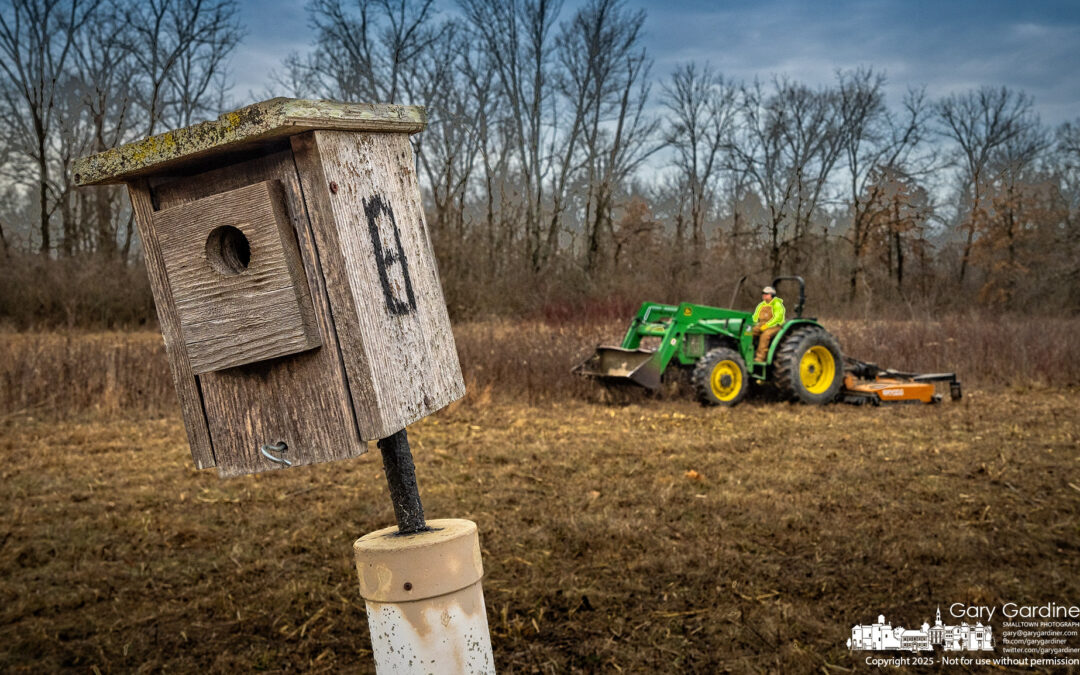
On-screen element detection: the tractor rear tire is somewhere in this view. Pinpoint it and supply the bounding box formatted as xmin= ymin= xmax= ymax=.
xmin=774 ymin=328 xmax=844 ymax=405
xmin=693 ymin=347 xmax=749 ymax=407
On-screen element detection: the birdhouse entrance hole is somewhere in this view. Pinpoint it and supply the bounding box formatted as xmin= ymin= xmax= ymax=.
xmin=206 ymin=225 xmax=251 ymax=275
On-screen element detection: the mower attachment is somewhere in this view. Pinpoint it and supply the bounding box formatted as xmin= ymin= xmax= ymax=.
xmin=573 ymin=346 xmax=662 ymax=390
xmin=841 ymin=358 xmax=962 ymax=405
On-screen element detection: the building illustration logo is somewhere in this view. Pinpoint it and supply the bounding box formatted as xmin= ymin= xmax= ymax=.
xmin=848 ymin=608 xmax=994 ymax=652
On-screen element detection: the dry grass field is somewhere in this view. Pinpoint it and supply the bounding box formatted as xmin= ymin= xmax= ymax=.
xmin=1 ymin=321 xmax=1079 ymax=673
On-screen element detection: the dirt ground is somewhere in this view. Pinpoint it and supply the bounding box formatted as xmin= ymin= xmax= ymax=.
xmin=1 ymin=385 xmax=1078 ymax=673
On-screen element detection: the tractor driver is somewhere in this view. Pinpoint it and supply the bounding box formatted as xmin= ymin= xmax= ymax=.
xmin=751 ymin=285 xmax=785 ymax=363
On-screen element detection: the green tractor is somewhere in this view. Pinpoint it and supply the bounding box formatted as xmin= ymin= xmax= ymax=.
xmin=574 ymin=277 xmax=844 ymax=406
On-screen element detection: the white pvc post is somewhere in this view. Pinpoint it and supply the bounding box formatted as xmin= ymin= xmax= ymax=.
xmin=354 ymin=518 xmax=495 ymax=674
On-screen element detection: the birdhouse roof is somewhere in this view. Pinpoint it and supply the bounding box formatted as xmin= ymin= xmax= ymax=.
xmin=73 ymin=98 xmax=426 ymax=186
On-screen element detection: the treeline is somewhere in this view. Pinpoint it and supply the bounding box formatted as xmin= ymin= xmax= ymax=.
xmin=0 ymin=0 xmax=239 ymax=260
xmin=2 ymin=0 xmax=1079 ymax=328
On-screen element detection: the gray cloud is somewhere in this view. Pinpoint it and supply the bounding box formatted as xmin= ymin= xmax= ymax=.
xmin=231 ymin=0 xmax=1080 ymax=124
xmin=629 ymin=0 xmax=1080 ymax=123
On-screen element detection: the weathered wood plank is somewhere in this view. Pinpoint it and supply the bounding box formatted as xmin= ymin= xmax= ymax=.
xmin=74 ymin=98 xmax=426 ymax=187
xmin=154 ymin=180 xmax=320 ymax=374
xmin=291 ymin=130 xmax=465 ymax=440
xmin=126 ymin=180 xmax=216 ymax=469
xmin=151 ymin=149 xmax=366 ymax=477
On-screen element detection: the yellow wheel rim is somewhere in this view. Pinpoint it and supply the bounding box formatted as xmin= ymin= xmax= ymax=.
xmin=800 ymin=345 xmax=836 ymax=394
xmin=710 ymin=360 xmax=743 ymax=401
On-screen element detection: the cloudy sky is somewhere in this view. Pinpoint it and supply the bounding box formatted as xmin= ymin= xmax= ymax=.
xmin=231 ymin=0 xmax=1080 ymax=125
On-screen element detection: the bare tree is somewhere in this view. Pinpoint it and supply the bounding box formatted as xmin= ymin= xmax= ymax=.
xmin=558 ymin=0 xmax=656 ymax=272
xmin=291 ymin=0 xmax=442 ymax=104
xmin=610 ymin=192 xmax=657 ymax=269
xmin=775 ymin=79 xmax=844 ymax=273
xmin=67 ymin=0 xmax=134 ymax=257
xmin=459 ymin=0 xmax=563 ymax=271
xmin=0 ymin=0 xmax=239 ymax=259
xmin=730 ymin=80 xmax=791 ymax=277
xmin=861 ymin=165 xmax=932 ymax=294
xmin=1053 ymin=121 xmax=1080 ymax=307
xmin=460 ymin=43 xmax=513 ymax=272
xmin=410 ymin=24 xmax=485 ymax=242
xmin=1056 ymin=119 xmax=1080 ymax=214
xmin=0 ymin=0 xmax=100 ymax=254
xmin=974 ymin=122 xmax=1054 ymax=304
xmin=661 ymin=63 xmax=737 ymax=255
xmin=837 ymin=68 xmax=930 ymax=299
xmin=168 ymin=0 xmax=241 ymax=127
xmin=1058 ymin=119 xmax=1080 ymax=171
xmin=124 ymin=0 xmax=242 ymax=135
xmin=53 ymin=71 xmax=95 ymax=255
xmin=731 ymin=78 xmax=842 ymax=276
xmin=935 ymin=85 xmax=1034 ymax=283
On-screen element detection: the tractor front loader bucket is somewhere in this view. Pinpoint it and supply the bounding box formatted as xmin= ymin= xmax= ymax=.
xmin=573 ymin=346 xmax=662 ymax=390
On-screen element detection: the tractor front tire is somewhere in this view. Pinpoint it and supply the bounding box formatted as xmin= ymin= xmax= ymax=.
xmin=693 ymin=347 xmax=749 ymax=407
xmin=774 ymin=328 xmax=844 ymax=405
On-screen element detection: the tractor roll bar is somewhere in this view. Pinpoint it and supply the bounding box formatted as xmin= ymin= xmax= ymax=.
xmin=771 ymin=276 xmax=806 ymax=318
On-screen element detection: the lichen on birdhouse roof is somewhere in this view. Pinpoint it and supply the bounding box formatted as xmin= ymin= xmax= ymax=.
xmin=73 ymin=98 xmax=427 ymax=186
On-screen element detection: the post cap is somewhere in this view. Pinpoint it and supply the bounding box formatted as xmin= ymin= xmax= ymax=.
xmin=354 ymin=519 xmax=483 ymax=603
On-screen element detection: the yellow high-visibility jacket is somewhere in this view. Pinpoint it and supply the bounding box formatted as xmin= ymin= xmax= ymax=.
xmin=752 ymin=297 xmax=785 ymax=329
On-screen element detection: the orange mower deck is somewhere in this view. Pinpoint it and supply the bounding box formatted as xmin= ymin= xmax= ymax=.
xmin=840 ymin=359 xmax=962 ymax=406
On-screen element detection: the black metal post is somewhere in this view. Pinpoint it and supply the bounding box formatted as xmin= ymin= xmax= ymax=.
xmin=377 ymin=428 xmax=428 ymax=534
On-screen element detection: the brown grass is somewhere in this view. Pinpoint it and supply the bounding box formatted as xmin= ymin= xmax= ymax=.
xmin=1 ymin=324 xmax=1078 ymax=672
xmin=0 ymin=254 xmax=155 ymax=330
xmin=3 ymin=317 xmax=1078 ymax=417
xmin=1 ymin=390 xmax=1078 ymax=672
xmin=0 ymin=333 xmax=173 ymax=417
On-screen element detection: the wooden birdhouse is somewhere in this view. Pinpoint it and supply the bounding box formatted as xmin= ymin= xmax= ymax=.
xmin=73 ymin=98 xmax=465 ymax=477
